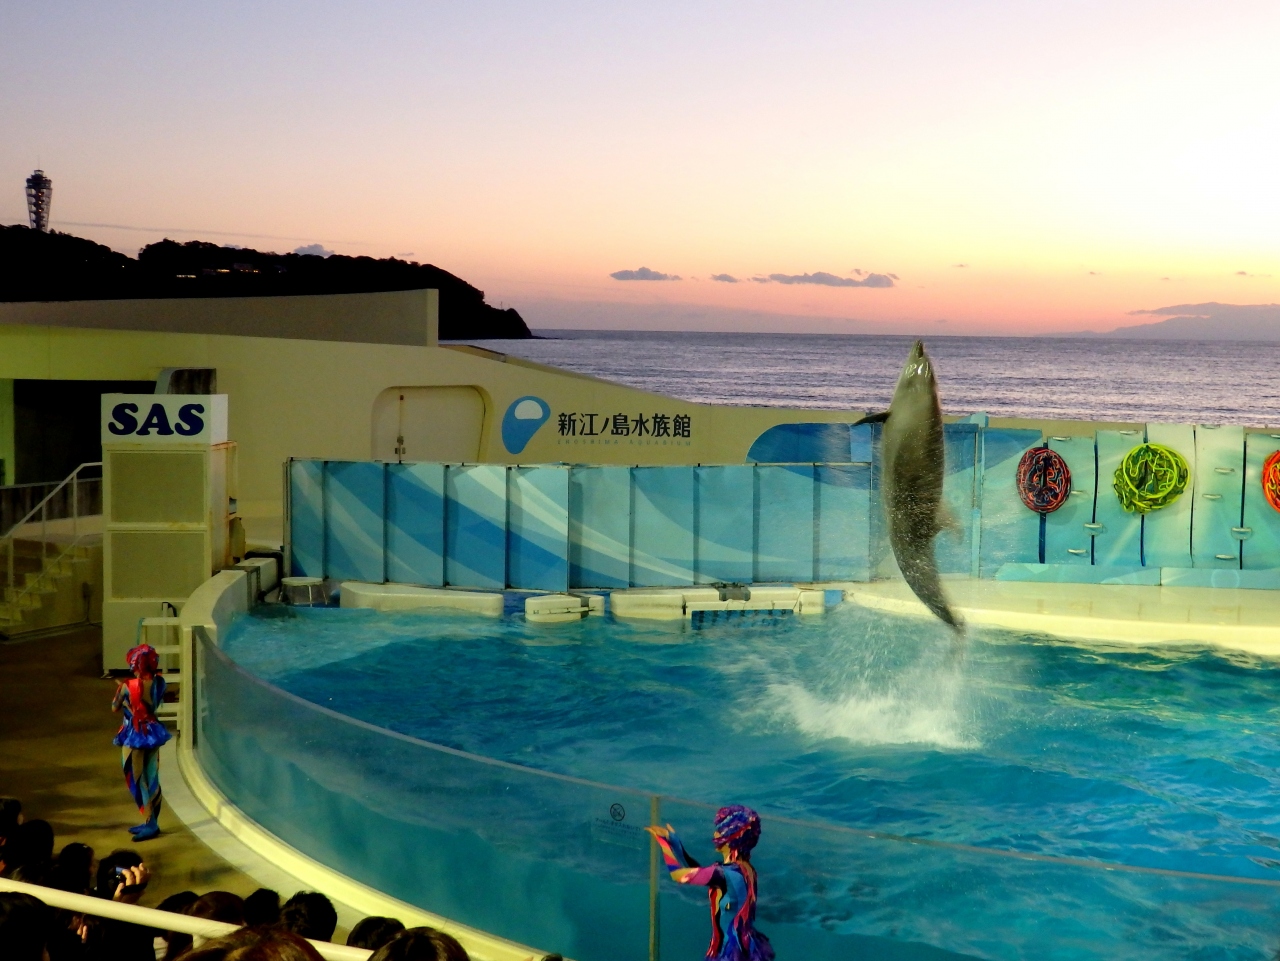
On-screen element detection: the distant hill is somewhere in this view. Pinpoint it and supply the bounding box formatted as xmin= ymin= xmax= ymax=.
xmin=0 ymin=225 xmax=531 ymax=339
xmin=1106 ymin=303 xmax=1280 ymax=341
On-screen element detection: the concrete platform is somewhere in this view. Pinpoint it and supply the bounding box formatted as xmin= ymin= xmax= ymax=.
xmin=848 ymin=579 xmax=1280 ymax=655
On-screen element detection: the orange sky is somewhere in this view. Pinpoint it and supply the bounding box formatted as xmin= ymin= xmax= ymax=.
xmin=3 ymin=1 xmax=1279 ymax=334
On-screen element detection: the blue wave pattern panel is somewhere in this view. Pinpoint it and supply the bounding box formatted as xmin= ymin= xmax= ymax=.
xmin=323 ymin=461 xmax=385 ymax=583
xmin=815 ymin=464 xmax=872 ymax=581
xmin=755 ymin=465 xmax=815 ymax=582
xmin=1193 ymin=425 xmax=1245 ymax=569
xmin=1093 ymin=429 xmax=1146 ymax=567
xmin=288 ymin=459 xmax=325 ymax=577
xmin=977 ymin=429 xmax=1043 ymax=576
xmin=631 ymin=467 xmax=695 ymax=587
xmin=694 ymin=466 xmax=754 ymax=584
xmin=745 ymin=422 xmax=855 ymax=463
xmin=1143 ymin=424 xmax=1196 ymax=569
xmin=936 ymin=425 xmax=979 ymax=575
xmin=1044 ymin=434 xmax=1097 ymax=565
xmin=386 ymin=463 xmax=446 ymax=586
xmin=445 ymin=465 xmax=507 ymax=589
xmin=568 ymin=467 xmax=631 ymax=589
xmin=1243 ymin=430 xmax=1280 ymax=570
xmin=508 ymin=467 xmax=570 ymax=592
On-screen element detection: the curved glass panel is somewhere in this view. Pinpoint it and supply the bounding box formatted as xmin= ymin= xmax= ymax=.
xmin=195 ymin=631 xmax=1280 ymax=961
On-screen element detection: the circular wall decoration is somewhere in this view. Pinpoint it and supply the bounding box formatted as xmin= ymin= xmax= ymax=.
xmin=1016 ymin=447 xmax=1072 ymax=513
xmin=1262 ymin=451 xmax=1280 ymax=513
xmin=1113 ymin=443 xmax=1189 ymax=514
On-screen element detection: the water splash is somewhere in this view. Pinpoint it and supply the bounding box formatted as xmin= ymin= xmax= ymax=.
xmin=768 ymin=676 xmax=976 ymax=749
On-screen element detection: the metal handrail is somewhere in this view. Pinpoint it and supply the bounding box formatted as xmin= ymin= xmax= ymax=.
xmin=0 ymin=877 xmax=372 ymax=961
xmin=2 ymin=461 xmax=102 ymax=609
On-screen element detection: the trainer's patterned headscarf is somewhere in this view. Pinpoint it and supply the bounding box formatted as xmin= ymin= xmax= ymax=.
xmin=713 ymin=805 xmax=761 ymax=856
xmin=126 ymin=644 xmax=159 ymax=676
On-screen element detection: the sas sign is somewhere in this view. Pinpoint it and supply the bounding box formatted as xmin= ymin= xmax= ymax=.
xmin=101 ymin=394 xmax=228 ymax=445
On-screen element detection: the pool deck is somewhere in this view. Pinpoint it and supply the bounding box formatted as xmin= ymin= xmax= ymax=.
xmin=847 ymin=579 xmax=1280 ymax=654
xmin=0 ymin=625 xmax=356 ymax=939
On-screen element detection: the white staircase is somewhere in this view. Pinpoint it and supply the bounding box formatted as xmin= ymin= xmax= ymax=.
xmin=0 ymin=463 xmax=102 ymax=635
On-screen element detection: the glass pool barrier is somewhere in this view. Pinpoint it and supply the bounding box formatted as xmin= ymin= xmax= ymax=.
xmin=193 ymin=628 xmax=1280 ymax=961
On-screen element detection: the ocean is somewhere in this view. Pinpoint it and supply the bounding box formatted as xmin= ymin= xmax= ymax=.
xmin=458 ymin=331 xmax=1280 ymax=426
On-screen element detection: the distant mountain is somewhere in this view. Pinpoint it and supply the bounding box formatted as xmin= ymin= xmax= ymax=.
xmin=1106 ymin=303 xmax=1280 ymax=340
xmin=0 ymin=225 xmax=530 ymax=339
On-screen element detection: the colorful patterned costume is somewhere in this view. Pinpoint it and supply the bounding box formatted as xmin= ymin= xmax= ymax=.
xmin=112 ymin=644 xmax=171 ymax=840
xmin=652 ymin=806 xmax=774 ymax=961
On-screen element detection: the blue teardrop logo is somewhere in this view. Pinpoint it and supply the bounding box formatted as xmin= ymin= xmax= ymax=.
xmin=501 ymin=396 xmax=550 ymax=454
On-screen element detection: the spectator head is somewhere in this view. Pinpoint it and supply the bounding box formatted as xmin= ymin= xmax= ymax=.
xmin=369 ymin=927 xmax=470 ymax=961
xmin=163 ymin=891 xmax=246 ymax=960
xmin=3 ymin=820 xmax=54 ymax=880
xmin=47 ymin=841 xmax=94 ymax=893
xmin=0 ymin=892 xmax=51 ymax=961
xmin=182 ymin=926 xmax=324 ymax=961
xmin=95 ymin=849 xmax=143 ymax=898
xmin=244 ymin=888 xmax=281 ymax=927
xmin=279 ymin=891 xmax=337 ymax=943
xmin=0 ymin=797 xmax=21 ymax=838
xmin=347 ymin=916 xmax=406 ymax=950
xmin=190 ymin=891 xmax=246 ymax=926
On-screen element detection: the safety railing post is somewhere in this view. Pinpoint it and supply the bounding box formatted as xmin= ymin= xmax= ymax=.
xmin=649 ymin=794 xmax=661 ymax=961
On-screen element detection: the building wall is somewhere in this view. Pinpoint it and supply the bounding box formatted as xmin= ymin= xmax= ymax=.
xmin=0 ymin=305 xmax=880 ymax=546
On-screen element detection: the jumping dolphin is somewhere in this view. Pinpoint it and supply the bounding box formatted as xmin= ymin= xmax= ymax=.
xmin=860 ymin=341 xmax=963 ymax=633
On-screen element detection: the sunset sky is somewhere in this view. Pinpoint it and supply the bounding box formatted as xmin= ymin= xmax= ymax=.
xmin=3 ymin=1 xmax=1279 ymax=335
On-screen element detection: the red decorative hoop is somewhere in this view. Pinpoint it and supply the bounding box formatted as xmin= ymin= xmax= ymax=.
xmin=1016 ymin=447 xmax=1072 ymax=514
xmin=1263 ymin=451 xmax=1280 ymax=513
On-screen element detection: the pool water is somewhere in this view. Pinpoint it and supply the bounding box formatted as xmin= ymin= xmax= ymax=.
xmin=222 ymin=602 xmax=1280 ymax=958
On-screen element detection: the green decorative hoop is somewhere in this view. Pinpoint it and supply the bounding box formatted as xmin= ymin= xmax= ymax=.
xmin=1113 ymin=443 xmax=1189 ymax=514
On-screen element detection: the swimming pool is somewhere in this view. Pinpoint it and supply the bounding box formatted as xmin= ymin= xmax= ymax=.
xmin=205 ymin=602 xmax=1280 ymax=960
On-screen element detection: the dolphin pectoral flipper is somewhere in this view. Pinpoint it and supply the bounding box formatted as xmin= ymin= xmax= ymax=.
xmin=857 ymin=410 xmax=891 ymax=424
xmin=937 ymin=505 xmax=962 ymax=536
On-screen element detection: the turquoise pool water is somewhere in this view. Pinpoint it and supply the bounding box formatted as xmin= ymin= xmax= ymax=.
xmin=217 ymin=602 xmax=1280 ymax=959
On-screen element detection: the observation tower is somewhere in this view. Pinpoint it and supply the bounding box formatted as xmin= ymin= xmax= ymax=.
xmin=25 ymin=169 xmax=52 ymax=232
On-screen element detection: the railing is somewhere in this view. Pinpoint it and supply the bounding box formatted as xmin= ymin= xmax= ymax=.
xmin=0 ymin=877 xmax=371 ymax=960
xmin=0 ymin=466 xmax=102 ymax=537
xmin=2 ymin=462 xmax=102 ymax=604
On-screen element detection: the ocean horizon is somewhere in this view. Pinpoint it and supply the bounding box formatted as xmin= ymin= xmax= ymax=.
xmin=454 ymin=329 xmax=1280 ymax=426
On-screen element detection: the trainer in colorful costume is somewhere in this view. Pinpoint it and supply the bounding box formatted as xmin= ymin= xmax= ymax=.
xmin=112 ymin=644 xmax=171 ymax=842
xmin=646 ymin=805 xmax=774 ymax=961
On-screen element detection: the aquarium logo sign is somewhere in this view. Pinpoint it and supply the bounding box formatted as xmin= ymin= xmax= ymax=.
xmin=501 ymin=396 xmax=551 ymax=454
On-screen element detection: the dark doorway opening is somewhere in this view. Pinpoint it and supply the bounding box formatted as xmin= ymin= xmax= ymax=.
xmin=14 ymin=380 xmax=155 ymax=484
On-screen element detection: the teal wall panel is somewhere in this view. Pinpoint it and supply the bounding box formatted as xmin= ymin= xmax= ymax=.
xmin=323 ymin=461 xmax=385 ymax=583
xmin=755 ymin=465 xmax=815 ymax=582
xmin=1143 ymin=423 xmax=1196 ymax=569
xmin=1193 ymin=425 xmax=1245 ymax=568
xmin=1243 ymin=430 xmax=1280 ymax=570
xmin=288 ymin=459 xmax=325 ymax=578
xmin=1093 ymin=429 xmax=1146 ymax=568
xmin=386 ymin=463 xmax=445 ymax=586
xmin=508 ymin=466 xmax=570 ymax=592
xmin=815 ymin=464 xmax=871 ymax=581
xmin=1044 ymin=434 xmax=1096 ymax=565
xmin=568 ymin=466 xmax=632 ymax=588
xmin=445 ymin=465 xmax=507 ymax=588
xmin=936 ymin=424 xmax=978 ymax=575
xmin=978 ymin=429 xmax=1043 ymax=576
xmin=631 ymin=467 xmax=695 ymax=587
xmin=695 ymin=466 xmax=754 ymax=584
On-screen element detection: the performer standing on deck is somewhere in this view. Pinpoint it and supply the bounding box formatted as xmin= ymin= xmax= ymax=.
xmin=646 ymin=805 xmax=774 ymax=961
xmin=111 ymin=644 xmax=171 ymax=841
